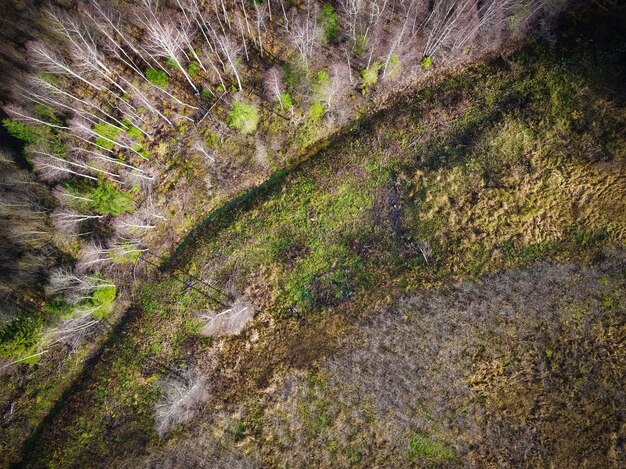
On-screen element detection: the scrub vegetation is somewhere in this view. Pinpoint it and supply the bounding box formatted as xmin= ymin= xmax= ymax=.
xmin=0 ymin=0 xmax=624 ymax=467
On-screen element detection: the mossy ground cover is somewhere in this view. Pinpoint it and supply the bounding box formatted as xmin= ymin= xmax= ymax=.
xmin=17 ymin=6 xmax=626 ymax=467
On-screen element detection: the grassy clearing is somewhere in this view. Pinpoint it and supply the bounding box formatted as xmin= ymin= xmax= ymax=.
xmin=17 ymin=7 xmax=626 ymax=467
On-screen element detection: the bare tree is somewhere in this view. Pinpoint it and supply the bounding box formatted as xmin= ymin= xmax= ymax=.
xmin=139 ymin=5 xmax=200 ymax=94
xmin=112 ymin=211 xmax=159 ymax=236
xmin=27 ymin=41 xmax=103 ymax=91
xmin=51 ymin=209 xmax=104 ymax=236
xmin=154 ymin=371 xmax=209 ymax=437
xmin=3 ymin=104 xmax=68 ymax=131
xmin=263 ymin=66 xmax=286 ymax=108
xmin=199 ymin=297 xmax=254 ymax=336
xmin=417 ymin=240 xmax=431 ymax=264
xmin=46 ymin=267 xmax=114 ymax=304
xmin=288 ymin=2 xmax=322 ymax=76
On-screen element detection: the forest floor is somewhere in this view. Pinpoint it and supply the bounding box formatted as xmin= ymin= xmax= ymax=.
xmin=5 ymin=4 xmax=626 ymax=468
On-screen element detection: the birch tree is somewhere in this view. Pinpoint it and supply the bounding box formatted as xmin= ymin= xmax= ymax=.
xmin=139 ymin=6 xmax=200 ymax=93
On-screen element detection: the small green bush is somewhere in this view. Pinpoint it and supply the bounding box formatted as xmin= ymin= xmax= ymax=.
xmin=361 ymin=61 xmax=382 ymax=92
xmin=145 ymin=68 xmax=169 ymax=88
xmin=0 ymin=315 xmax=43 ymax=363
xmin=67 ymin=180 xmax=133 ymax=216
xmin=36 ymin=71 xmax=60 ymax=86
xmin=126 ymin=125 xmax=143 ymax=141
xmin=353 ymin=34 xmax=368 ymax=56
xmin=2 ymin=119 xmax=41 ymax=143
xmin=284 ymin=59 xmax=306 ymax=90
xmin=93 ymin=122 xmax=121 ymax=150
xmin=318 ymin=3 xmax=340 ymax=44
xmin=227 ymin=101 xmax=259 ymax=134
xmin=188 ymin=61 xmax=200 ymax=76
xmin=276 ymin=93 xmax=293 ymax=110
xmin=109 ymin=244 xmax=142 ymax=265
xmin=90 ymin=181 xmax=133 ymax=215
xmin=34 ymin=104 xmax=62 ymax=125
xmin=308 ymin=102 xmax=325 ymax=123
xmin=387 ymin=54 xmax=401 ymax=78
xmin=90 ymin=285 xmax=116 ymax=319
xmin=312 ymin=70 xmax=330 ymax=97
xmin=45 ymin=298 xmax=74 ymax=319
xmin=420 ymin=56 xmax=432 ymax=70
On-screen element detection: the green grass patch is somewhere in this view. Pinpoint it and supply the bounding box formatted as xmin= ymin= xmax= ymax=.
xmin=406 ymin=434 xmax=455 ymax=462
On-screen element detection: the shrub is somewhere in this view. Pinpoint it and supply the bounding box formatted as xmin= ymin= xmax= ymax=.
xmin=312 ymin=70 xmax=330 ymax=97
xmin=420 ymin=56 xmax=432 ymax=70
xmin=2 ymin=119 xmax=41 ymax=143
xmin=318 ymin=3 xmax=340 ymax=44
xmin=188 ymin=61 xmax=200 ymax=76
xmin=145 ymin=68 xmax=169 ymax=87
xmin=68 ymin=180 xmax=134 ymax=216
xmin=308 ymin=102 xmax=325 ymax=123
xmin=284 ymin=59 xmax=307 ymax=90
xmin=0 ymin=315 xmax=43 ymax=363
xmin=387 ymin=54 xmax=401 ymax=78
xmin=361 ymin=62 xmax=383 ymax=91
xmin=109 ymin=244 xmax=142 ymax=264
xmin=227 ymin=101 xmax=259 ymax=134
xmin=91 ymin=181 xmax=133 ymax=215
xmin=93 ymin=121 xmax=121 ymax=149
xmin=276 ymin=93 xmax=293 ymax=110
xmin=126 ymin=125 xmax=143 ymax=141
xmin=34 ymin=104 xmax=62 ymax=125
xmin=89 ymin=285 xmax=116 ymax=319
